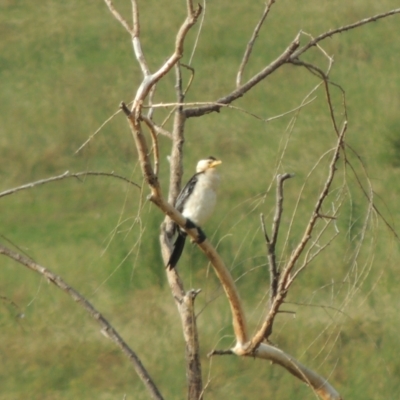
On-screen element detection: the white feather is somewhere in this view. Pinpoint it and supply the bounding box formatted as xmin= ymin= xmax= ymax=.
xmin=181 ymin=167 xmax=220 ymax=226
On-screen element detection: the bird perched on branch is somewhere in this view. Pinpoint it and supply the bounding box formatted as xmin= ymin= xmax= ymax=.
xmin=167 ymin=156 xmax=222 ymax=270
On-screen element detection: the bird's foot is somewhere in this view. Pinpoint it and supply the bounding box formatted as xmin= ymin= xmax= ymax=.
xmin=185 ymin=219 xmax=207 ymax=244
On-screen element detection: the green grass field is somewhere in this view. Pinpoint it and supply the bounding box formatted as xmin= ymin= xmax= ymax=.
xmin=1 ymin=0 xmax=400 ymax=399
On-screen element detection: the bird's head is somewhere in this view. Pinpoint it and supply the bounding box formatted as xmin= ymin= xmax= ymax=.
xmin=196 ymin=156 xmax=222 ymax=173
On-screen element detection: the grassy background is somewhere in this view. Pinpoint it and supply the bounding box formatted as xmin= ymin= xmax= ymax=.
xmin=1 ymin=0 xmax=400 ymax=399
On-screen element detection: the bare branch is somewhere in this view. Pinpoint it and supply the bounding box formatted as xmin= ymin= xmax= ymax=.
xmin=250 ymin=121 xmax=347 ymax=348
xmin=271 ymin=174 xmax=293 ymax=250
xmin=252 ymin=344 xmax=342 ymax=400
xmin=264 ymin=97 xmax=316 ymax=122
xmin=188 ymin=0 xmax=206 ymax=65
xmin=269 ymin=174 xmax=293 ymax=300
xmin=147 ymin=5 xmax=202 ymax=87
xmin=293 ymin=52 xmax=398 ymax=245
xmin=0 ymin=244 xmax=164 ymax=400
xmin=184 ymin=33 xmax=300 ymax=118
xmin=132 ymin=4 xmax=202 ymax=106
xmin=0 ymin=171 xmax=140 ymax=199
xmin=75 ymin=108 xmax=122 ymax=154
xmin=103 ymin=0 xmax=133 ymax=34
xmin=182 ymin=9 xmax=400 ymax=119
xmin=290 ymin=58 xmax=343 ymax=136
xmin=236 ymin=0 xmax=276 ymax=87
xmin=159 ymin=228 xmax=204 ymax=399
xmin=291 ymin=8 xmax=400 ymax=60
xmin=281 ymin=122 xmax=347 ymax=290
xmin=260 ymin=174 xmax=293 ymax=339
xmin=218 ymin=342 xmax=342 ymax=399
xmin=155 ymin=63 xmax=196 ymax=132
xmin=131 ymin=0 xmax=139 ymax=37
xmin=131 ymin=0 xmax=151 ymax=77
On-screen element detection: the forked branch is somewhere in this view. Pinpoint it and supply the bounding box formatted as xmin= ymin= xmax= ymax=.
xmin=184 ymin=8 xmax=400 ymax=119
xmin=120 ymin=103 xmax=249 ymax=345
xmin=250 ymin=121 xmax=347 ymax=349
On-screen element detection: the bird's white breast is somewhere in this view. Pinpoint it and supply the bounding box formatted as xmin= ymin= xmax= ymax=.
xmin=182 ymin=169 xmax=220 ymax=226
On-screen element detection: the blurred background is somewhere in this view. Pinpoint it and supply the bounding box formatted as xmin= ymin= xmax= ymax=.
xmin=1 ymin=0 xmax=400 ymax=398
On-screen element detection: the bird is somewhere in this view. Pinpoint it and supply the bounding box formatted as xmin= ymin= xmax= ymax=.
xmin=167 ymin=156 xmax=222 ymax=270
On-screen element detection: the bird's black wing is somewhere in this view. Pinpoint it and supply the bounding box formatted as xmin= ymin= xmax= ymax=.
xmin=166 ymin=172 xmax=201 ymax=269
xmin=175 ymin=172 xmax=200 ymax=212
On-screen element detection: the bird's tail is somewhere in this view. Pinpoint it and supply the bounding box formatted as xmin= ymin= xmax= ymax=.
xmin=167 ymin=232 xmax=187 ymax=270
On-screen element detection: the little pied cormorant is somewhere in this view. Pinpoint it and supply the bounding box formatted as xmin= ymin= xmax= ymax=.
xmin=167 ymin=156 xmax=222 ymax=270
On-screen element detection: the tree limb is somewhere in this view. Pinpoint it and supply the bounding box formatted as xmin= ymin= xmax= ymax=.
xmin=0 ymin=171 xmax=140 ymax=199
xmin=0 ymin=243 xmax=164 ymax=400
xmin=131 ymin=3 xmax=202 ymax=107
xmin=184 ymin=33 xmax=300 ymax=118
xmin=250 ymin=122 xmax=347 ymax=349
xmin=253 ymin=344 xmax=342 ymax=400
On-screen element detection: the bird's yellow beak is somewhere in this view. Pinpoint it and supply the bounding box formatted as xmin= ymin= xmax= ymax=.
xmin=210 ymin=159 xmax=222 ymax=168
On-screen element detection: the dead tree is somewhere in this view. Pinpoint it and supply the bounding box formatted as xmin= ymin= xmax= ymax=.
xmin=2 ymin=1 xmax=400 ymax=399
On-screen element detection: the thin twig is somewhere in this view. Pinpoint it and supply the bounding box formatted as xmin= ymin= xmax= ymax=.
xmin=0 ymin=171 xmax=140 ymax=199
xmin=158 ymin=63 xmax=196 ymax=130
xmin=261 ymin=173 xmax=293 ymax=339
xmin=0 ymin=244 xmax=163 ymax=400
xmin=188 ymin=0 xmax=206 ymax=65
xmin=270 ymin=174 xmax=293 ymax=294
xmin=264 ymin=97 xmax=316 ymax=122
xmin=236 ymin=0 xmax=275 ymax=87
xmin=75 ymin=108 xmax=122 ymax=154
xmin=271 ymin=174 xmax=293 ymax=249
xmin=290 ymin=58 xmax=343 ymax=135
xmin=291 ymin=8 xmax=400 ymax=60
